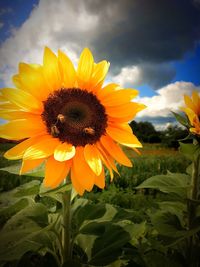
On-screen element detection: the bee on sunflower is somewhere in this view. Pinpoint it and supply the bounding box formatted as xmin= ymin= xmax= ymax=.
xmin=0 ymin=47 xmax=146 ymax=195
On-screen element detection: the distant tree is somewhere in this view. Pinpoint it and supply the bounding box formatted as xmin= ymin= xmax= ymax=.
xmin=129 ymin=121 xmax=187 ymax=148
xmin=161 ymin=124 xmax=188 ymax=149
xmin=129 ymin=121 xmax=160 ymax=143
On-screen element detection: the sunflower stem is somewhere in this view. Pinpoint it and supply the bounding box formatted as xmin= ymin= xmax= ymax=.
xmin=62 ymin=182 xmax=72 ymax=264
xmin=187 ymin=152 xmax=200 ymax=266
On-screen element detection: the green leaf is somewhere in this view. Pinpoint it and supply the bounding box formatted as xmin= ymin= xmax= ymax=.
xmin=128 ymin=221 xmax=146 ymax=246
xmin=72 ymin=199 xmax=108 ymax=233
xmin=81 ymin=221 xmax=133 ymax=265
xmin=172 ymin=111 xmax=189 ymax=127
xmin=39 ymin=182 xmax=71 ymax=203
xmin=0 ymin=180 xmax=40 ymax=209
xmin=179 ymin=142 xmax=200 ymax=161
xmin=0 ymin=162 xmax=45 ymax=178
xmin=136 ymin=172 xmax=191 ymax=198
xmin=157 ymin=201 xmax=186 ymax=226
xmin=150 ymin=211 xmax=185 ymax=238
xmin=62 ymin=259 xmax=82 ymax=267
xmin=0 ymin=202 xmax=56 ymax=262
xmin=0 ymin=198 xmax=29 ymax=227
xmin=144 ymin=250 xmax=183 ymax=267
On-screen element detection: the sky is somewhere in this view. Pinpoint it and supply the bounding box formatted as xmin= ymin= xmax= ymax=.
xmin=0 ymin=0 xmax=200 ymax=130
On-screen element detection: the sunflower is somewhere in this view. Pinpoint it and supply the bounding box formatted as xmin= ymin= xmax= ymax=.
xmin=0 ymin=47 xmax=146 ymax=195
xmin=182 ymin=91 xmax=200 ymax=136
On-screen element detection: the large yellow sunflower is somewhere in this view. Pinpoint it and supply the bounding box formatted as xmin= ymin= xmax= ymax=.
xmin=0 ymin=47 xmax=145 ymax=195
xmin=182 ymin=91 xmax=200 ymax=136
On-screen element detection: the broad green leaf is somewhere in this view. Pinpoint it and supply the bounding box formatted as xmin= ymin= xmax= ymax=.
xmin=2 ymin=202 xmax=48 ymax=232
xmin=72 ymin=199 xmax=108 ymax=233
xmin=39 ymin=182 xmax=71 ymax=203
xmin=179 ymin=142 xmax=200 ymax=161
xmin=80 ymin=221 xmax=133 ymax=265
xmin=18 ymin=251 xmax=59 ymax=267
xmin=0 ymin=202 xmax=56 ymax=262
xmin=0 ymin=180 xmax=40 ymax=208
xmin=0 ymin=198 xmax=29 ymax=227
xmin=62 ymin=259 xmax=82 ymax=267
xmin=150 ymin=211 xmax=185 ymax=238
xmin=136 ymin=173 xmax=191 ymax=198
xmin=157 ymin=201 xmax=186 ymax=226
xmin=128 ymin=221 xmax=146 ymax=246
xmin=0 ymin=162 xmax=45 ymax=178
xmin=144 ymin=250 xmax=183 ymax=267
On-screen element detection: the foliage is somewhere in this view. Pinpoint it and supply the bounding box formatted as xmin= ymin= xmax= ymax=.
xmin=0 ymin=141 xmax=199 ymax=266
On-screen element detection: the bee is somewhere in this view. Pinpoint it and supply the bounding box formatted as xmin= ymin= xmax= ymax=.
xmin=51 ymin=125 xmax=60 ymax=137
xmin=57 ymin=114 xmax=65 ymax=123
xmin=83 ymin=127 xmax=95 ymax=135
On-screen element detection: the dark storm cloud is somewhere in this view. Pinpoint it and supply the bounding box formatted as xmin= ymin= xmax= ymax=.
xmin=139 ymin=63 xmax=176 ymax=88
xmin=82 ymin=0 xmax=200 ymax=67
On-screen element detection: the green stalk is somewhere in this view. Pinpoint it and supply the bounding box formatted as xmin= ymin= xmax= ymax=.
xmin=187 ymin=153 xmax=200 ymax=267
xmin=62 ymin=185 xmax=72 ymax=264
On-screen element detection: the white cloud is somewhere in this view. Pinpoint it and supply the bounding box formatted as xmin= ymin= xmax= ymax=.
xmin=0 ymin=0 xmax=99 ymax=87
xmin=137 ymin=81 xmax=200 ymax=118
xmin=113 ymin=66 xmax=142 ymax=87
xmin=112 ymin=63 xmax=175 ymax=88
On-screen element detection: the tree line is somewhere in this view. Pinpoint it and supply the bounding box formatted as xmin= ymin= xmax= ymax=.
xmin=129 ymin=121 xmax=188 ymax=148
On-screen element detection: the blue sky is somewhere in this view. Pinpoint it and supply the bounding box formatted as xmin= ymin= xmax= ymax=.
xmin=0 ymin=0 xmax=200 ymax=129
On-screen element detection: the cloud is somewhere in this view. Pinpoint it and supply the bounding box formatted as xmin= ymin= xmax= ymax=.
xmin=89 ymin=0 xmax=200 ymax=66
xmin=113 ymin=63 xmax=176 ymax=88
xmin=136 ymin=81 xmax=200 ymax=123
xmin=134 ymin=81 xmax=200 ymax=129
xmin=0 ymin=22 xmax=4 ymax=29
xmin=0 ymin=0 xmax=200 ymax=89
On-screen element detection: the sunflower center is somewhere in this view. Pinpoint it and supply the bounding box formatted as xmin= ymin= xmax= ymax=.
xmin=41 ymin=88 xmax=107 ymax=146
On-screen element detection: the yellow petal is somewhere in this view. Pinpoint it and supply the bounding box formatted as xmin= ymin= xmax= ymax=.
xmin=97 ymin=83 xmax=120 ymax=99
xmin=43 ymin=47 xmax=61 ymax=92
xmin=20 ymin=158 xmax=44 ymax=174
xmin=192 ymin=91 xmax=200 ymax=115
xmin=0 ymin=110 xmax=41 ymax=120
xmin=77 ymin=48 xmax=94 ymax=89
xmin=100 ymin=135 xmax=132 ymax=167
xmin=1 ymin=88 xmax=43 ymax=113
xmin=58 ymin=50 xmax=76 ymax=88
xmin=23 ymin=135 xmax=60 ymax=160
xmin=94 ymin=167 xmax=105 ymax=189
xmin=106 ymin=102 xmax=146 ymax=121
xmin=44 ymin=156 xmax=71 ymax=188
xmin=184 ymin=95 xmax=196 ymax=113
xmin=0 ymin=118 xmax=46 ymax=140
xmin=183 ymin=107 xmax=196 ymax=125
xmin=106 ymin=123 xmax=142 ymax=148
xmin=72 ymin=147 xmax=95 ymax=191
xmin=96 ymin=142 xmax=119 ymax=180
xmin=71 ymin=165 xmax=85 ymax=196
xmin=101 ymin=89 xmax=139 ymax=106
xmin=0 ymin=102 xmax=19 ymax=110
xmin=54 ymin=142 xmax=75 ymax=162
xmin=15 ymin=63 xmax=50 ymax=101
xmin=4 ymin=136 xmax=42 ymax=159
xmin=90 ymin=60 xmax=110 ymax=91
xmin=84 ymin=144 xmax=102 ymax=176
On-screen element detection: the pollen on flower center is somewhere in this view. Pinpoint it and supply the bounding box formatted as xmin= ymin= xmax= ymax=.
xmin=41 ymin=88 xmax=108 ymax=146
